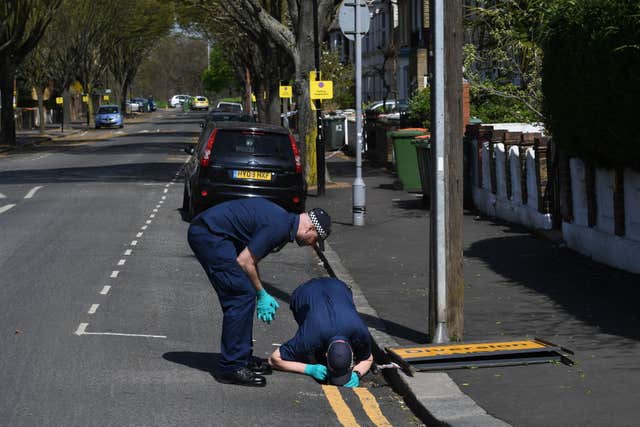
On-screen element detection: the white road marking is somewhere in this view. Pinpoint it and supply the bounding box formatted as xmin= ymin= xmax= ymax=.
xmin=145 ymin=220 xmax=152 ymax=224
xmin=165 ymin=184 xmax=170 ymax=188
xmin=0 ymin=193 xmax=5 ymax=199
xmin=159 ymin=201 xmax=164 ymax=204
xmin=163 ymin=188 xmax=168 ymax=193
xmin=0 ymin=204 xmax=16 ymax=214
xmin=74 ymin=323 xmax=166 ymax=339
xmin=161 ymin=196 xmax=166 ymax=200
xmin=156 ymin=204 xmax=161 ymax=208
xmin=88 ymin=304 xmax=99 ymax=314
xmin=136 ymin=232 xmax=143 ymax=237
xmin=110 ymin=271 xmax=119 ymax=278
xmin=131 ymin=240 xmax=138 ymax=246
xmin=149 ymin=214 xmax=155 ymax=218
xmin=153 ymin=209 xmax=158 ymax=212
xmin=100 ymin=286 xmax=111 ymax=295
xmin=24 ymin=186 xmax=44 ymax=199
xmin=117 ymin=259 xmax=126 ymax=266
xmin=141 ymin=225 xmax=148 ymax=230
xmin=124 ymin=249 xmax=132 ymax=256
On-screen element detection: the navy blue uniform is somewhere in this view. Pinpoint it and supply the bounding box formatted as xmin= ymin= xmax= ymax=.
xmin=187 ymin=198 xmax=300 ymax=372
xmin=279 ymin=278 xmax=371 ymax=365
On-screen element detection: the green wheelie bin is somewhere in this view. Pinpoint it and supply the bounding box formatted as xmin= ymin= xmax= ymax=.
xmin=412 ymin=135 xmax=431 ymax=205
xmin=389 ymin=128 xmax=428 ymax=191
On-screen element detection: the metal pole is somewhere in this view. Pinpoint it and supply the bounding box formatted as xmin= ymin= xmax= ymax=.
xmin=352 ymin=0 xmax=366 ymax=226
xmin=432 ymin=0 xmax=448 ymax=343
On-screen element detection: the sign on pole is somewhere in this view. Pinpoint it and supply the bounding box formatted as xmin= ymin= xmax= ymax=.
xmin=279 ymin=85 xmax=293 ymax=98
xmin=310 ymin=81 xmax=334 ymax=100
xmin=338 ymin=0 xmax=370 ymax=41
xmin=102 ymin=95 xmax=109 ymax=102
xmin=55 ymin=97 xmax=64 ymax=105
xmin=82 ymin=95 xmax=88 ymax=103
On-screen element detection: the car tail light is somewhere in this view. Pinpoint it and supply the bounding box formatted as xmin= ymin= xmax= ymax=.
xmin=288 ymin=134 xmax=302 ymax=174
xmin=200 ymin=128 xmax=219 ymax=167
xmin=200 ymin=190 xmax=208 ymax=197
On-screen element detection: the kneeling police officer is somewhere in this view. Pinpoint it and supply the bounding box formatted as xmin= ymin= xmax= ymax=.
xmin=269 ymin=277 xmax=373 ymax=387
xmin=188 ymin=198 xmax=331 ymax=387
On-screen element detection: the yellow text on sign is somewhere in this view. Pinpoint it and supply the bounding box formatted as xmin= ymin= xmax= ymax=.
xmin=391 ymin=340 xmax=547 ymax=359
xmin=279 ymin=85 xmax=292 ymax=98
xmin=310 ymin=80 xmax=333 ymax=100
xmin=55 ymin=97 xmax=64 ymax=105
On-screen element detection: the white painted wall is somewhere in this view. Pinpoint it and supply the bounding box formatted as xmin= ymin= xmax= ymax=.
xmin=570 ymin=158 xmax=589 ymax=227
xmin=595 ymin=168 xmax=615 ymax=234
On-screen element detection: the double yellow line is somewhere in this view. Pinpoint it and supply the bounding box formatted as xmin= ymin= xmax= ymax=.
xmin=322 ymin=385 xmax=392 ymax=427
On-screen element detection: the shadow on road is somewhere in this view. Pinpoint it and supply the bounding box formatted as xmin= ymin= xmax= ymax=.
xmin=163 ymin=351 xmax=220 ymax=374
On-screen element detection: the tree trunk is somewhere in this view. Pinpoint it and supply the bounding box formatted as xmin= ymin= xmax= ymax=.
xmin=62 ymin=88 xmax=71 ymax=129
xmin=37 ymin=87 xmax=46 ymax=134
xmin=0 ymin=57 xmax=17 ymax=145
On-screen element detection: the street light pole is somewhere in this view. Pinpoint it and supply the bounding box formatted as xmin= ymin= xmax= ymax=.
xmin=352 ymin=0 xmax=366 ymax=226
xmin=312 ymin=0 xmax=326 ymax=196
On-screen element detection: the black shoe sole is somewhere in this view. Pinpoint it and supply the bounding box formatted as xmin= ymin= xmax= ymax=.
xmin=215 ymin=377 xmax=267 ymax=387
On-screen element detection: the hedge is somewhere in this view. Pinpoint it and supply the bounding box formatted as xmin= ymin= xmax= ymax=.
xmin=541 ymin=0 xmax=640 ymax=170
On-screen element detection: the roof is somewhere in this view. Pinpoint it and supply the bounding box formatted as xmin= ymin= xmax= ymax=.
xmin=210 ymin=121 xmax=290 ymax=135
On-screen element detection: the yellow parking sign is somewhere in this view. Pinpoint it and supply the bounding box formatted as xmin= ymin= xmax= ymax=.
xmin=310 ymin=81 xmax=333 ymax=100
xmin=279 ymin=85 xmax=292 ymax=98
xmin=82 ymin=95 xmax=88 ymax=103
xmin=102 ymin=95 xmax=109 ymax=101
xmin=55 ymin=97 xmax=64 ymax=105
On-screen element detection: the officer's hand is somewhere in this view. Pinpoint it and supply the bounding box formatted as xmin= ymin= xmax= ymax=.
xmin=304 ymin=364 xmax=328 ymax=381
xmin=256 ymin=290 xmax=279 ymax=324
xmin=257 ymin=308 xmax=274 ymax=324
xmin=343 ymin=371 xmax=360 ymax=388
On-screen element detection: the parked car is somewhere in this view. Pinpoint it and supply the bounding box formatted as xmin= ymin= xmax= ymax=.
xmin=169 ymin=94 xmax=190 ymax=108
xmin=95 ymin=105 xmax=123 ymax=129
xmin=132 ymin=97 xmax=150 ymax=112
xmin=182 ymin=121 xmax=306 ymax=219
xmin=365 ymin=99 xmax=408 ymax=116
xmin=126 ymin=100 xmax=140 ymax=113
xmin=191 ymin=96 xmax=209 ymax=111
xmin=216 ymin=101 xmax=243 ymax=112
xmin=202 ymin=109 xmax=256 ymax=127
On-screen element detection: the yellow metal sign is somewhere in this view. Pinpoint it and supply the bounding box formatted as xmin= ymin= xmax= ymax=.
xmin=279 ymin=85 xmax=292 ymax=98
xmin=102 ymin=95 xmax=110 ymax=102
xmin=391 ymin=340 xmax=547 ymax=360
xmin=310 ymin=80 xmax=333 ymax=100
xmin=310 ymin=71 xmax=322 ymax=82
xmin=55 ymin=97 xmax=64 ymax=105
xmin=82 ymin=95 xmax=88 ymax=103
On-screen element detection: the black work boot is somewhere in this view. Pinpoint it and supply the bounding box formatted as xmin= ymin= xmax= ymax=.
xmin=215 ymin=367 xmax=266 ymax=387
xmin=248 ymin=357 xmax=273 ymax=375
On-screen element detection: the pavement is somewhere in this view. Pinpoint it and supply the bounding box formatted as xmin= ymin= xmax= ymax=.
xmin=313 ymin=153 xmax=640 ymax=426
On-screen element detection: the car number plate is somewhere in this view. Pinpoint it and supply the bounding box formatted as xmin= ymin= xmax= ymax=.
xmin=233 ymin=170 xmax=272 ymax=181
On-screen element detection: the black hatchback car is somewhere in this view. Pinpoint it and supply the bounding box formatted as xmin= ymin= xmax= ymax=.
xmin=182 ymin=121 xmax=307 ymax=219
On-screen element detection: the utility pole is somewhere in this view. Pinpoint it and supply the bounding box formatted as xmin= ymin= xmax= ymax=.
xmin=429 ymin=0 xmax=464 ymax=342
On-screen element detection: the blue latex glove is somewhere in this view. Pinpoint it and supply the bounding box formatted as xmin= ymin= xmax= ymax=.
xmin=304 ymin=364 xmax=328 ymax=381
xmin=256 ymin=289 xmax=279 ymax=324
xmin=343 ymin=371 xmax=360 ymax=388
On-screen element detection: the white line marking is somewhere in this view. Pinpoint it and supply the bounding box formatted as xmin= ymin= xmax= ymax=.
xmin=153 ymin=209 xmax=158 ymax=212
xmin=165 ymin=184 xmax=170 ymax=188
xmin=117 ymin=259 xmax=126 ymax=266
xmin=124 ymin=249 xmax=132 ymax=256
xmin=163 ymin=188 xmax=168 ymax=194
xmin=0 ymin=204 xmax=16 ymax=214
xmin=141 ymin=225 xmax=148 ymax=230
xmin=100 ymin=286 xmax=111 ymax=295
xmin=131 ymin=240 xmax=138 ymax=246
xmin=136 ymin=232 xmax=143 ymax=237
xmin=110 ymin=271 xmax=119 ymax=278
xmin=74 ymin=323 xmax=166 ymax=339
xmin=145 ymin=220 xmax=152 ymax=224
xmin=24 ymin=186 xmax=44 ymax=199
xmin=149 ymin=214 xmax=155 ymax=218
xmin=88 ymin=304 xmax=99 ymax=314
xmin=158 ymin=201 xmax=164 ymax=204
xmin=156 ymin=205 xmax=161 ymax=209
xmin=161 ymin=196 xmax=166 ymax=200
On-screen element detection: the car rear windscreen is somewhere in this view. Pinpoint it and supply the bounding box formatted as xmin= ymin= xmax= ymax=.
xmin=212 ymin=130 xmax=293 ymax=160
xmin=98 ymin=107 xmax=119 ymax=114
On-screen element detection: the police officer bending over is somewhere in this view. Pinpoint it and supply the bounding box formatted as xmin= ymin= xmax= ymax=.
xmin=269 ymin=277 xmax=373 ymax=387
xmin=188 ymin=198 xmax=331 ymax=387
